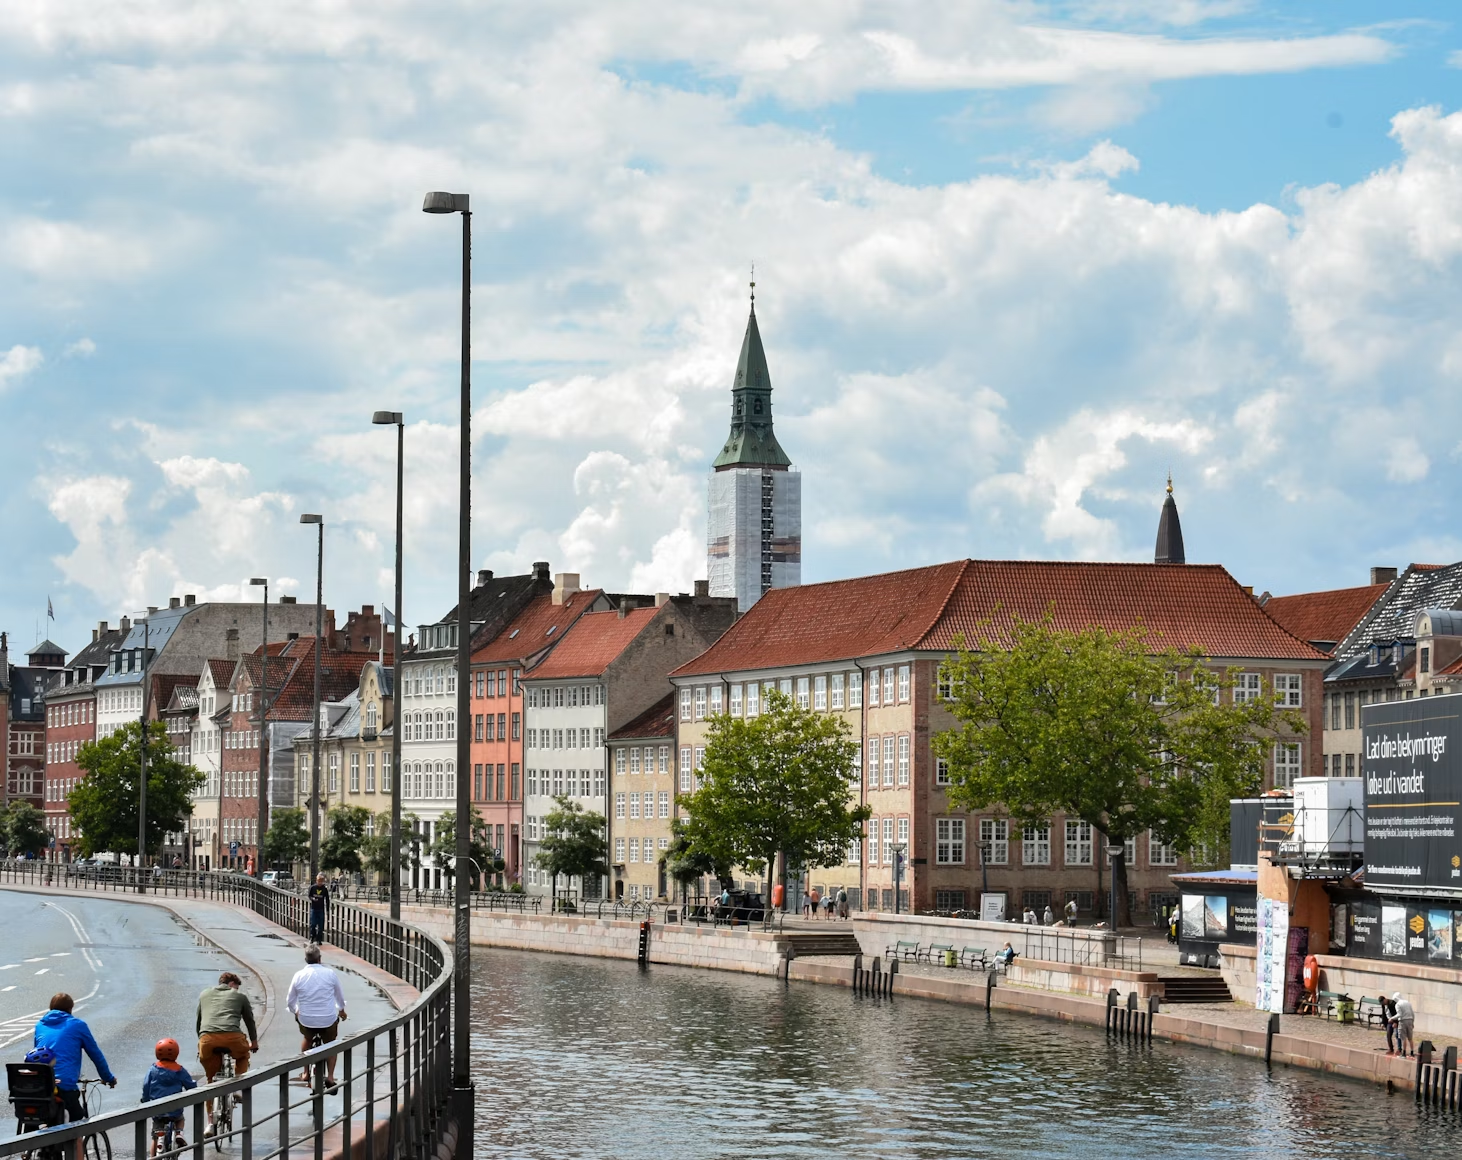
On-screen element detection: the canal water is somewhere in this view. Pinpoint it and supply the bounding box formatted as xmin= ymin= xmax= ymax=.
xmin=471 ymin=947 xmax=1450 ymax=1159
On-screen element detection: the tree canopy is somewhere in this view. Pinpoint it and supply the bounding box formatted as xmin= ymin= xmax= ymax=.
xmin=533 ymin=795 xmax=608 ymax=905
xmin=320 ymin=805 xmax=372 ymax=876
xmin=678 ymin=688 xmax=869 ymax=906
xmin=261 ymin=807 xmax=309 ymax=868
xmin=932 ymin=613 xmax=1306 ymax=926
xmin=661 ymin=821 xmax=733 ymax=898
xmin=428 ymin=805 xmax=501 ymax=888
xmin=68 ymin=721 xmax=204 ymax=858
xmin=1 ymin=801 xmax=50 ymax=857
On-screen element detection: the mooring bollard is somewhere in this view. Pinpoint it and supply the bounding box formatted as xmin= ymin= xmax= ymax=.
xmin=986 ymin=969 xmax=996 ymax=1012
xmin=1106 ymin=988 xmax=1119 ymax=1033
xmin=1265 ymin=1012 xmax=1279 ymax=1067
xmin=1147 ymin=994 xmax=1160 ymax=1045
xmin=1416 ymin=1042 xmax=1435 ymax=1103
xmin=871 ymin=956 xmax=882 ymax=997
xmin=888 ymin=955 xmax=899 ymax=997
xmin=637 ymin=920 xmax=650 ymax=965
xmin=853 ymin=952 xmax=863 ymax=995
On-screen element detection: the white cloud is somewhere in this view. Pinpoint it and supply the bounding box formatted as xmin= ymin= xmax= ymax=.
xmin=0 ymin=344 xmax=42 ymax=389
xmin=63 ymin=337 xmax=96 ymax=358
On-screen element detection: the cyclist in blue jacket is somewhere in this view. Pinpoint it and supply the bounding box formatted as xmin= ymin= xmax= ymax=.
xmin=142 ymin=1038 xmax=197 ymax=1155
xmin=32 ymin=993 xmax=117 ymax=1122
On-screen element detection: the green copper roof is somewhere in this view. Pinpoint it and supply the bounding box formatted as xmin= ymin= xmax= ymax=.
xmin=712 ymin=304 xmax=793 ymax=471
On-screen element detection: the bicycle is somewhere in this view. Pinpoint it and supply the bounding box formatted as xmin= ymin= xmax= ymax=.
xmin=149 ymin=1115 xmax=185 ymax=1159
xmin=208 ymin=1047 xmax=239 ymax=1152
xmin=6 ymin=1070 xmax=112 ymax=1160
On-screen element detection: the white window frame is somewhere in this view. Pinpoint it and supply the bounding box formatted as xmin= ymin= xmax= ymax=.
xmin=897 ymin=734 xmax=910 ymax=786
xmin=979 ymin=818 xmax=1008 ymax=865
xmin=679 ymin=688 xmax=692 ymax=722
xmin=848 ymin=672 xmax=862 ymax=708
xmin=729 ymin=684 xmax=743 ymax=716
xmin=936 ymin=818 xmax=966 ymax=865
xmin=694 ymin=687 xmax=707 ymax=720
xmin=1274 ymin=673 xmax=1303 ymax=708
xmin=1064 ymin=819 xmax=1093 ymax=866
xmin=1149 ymin=830 xmax=1178 ymax=866
xmin=1234 ymin=672 xmax=1263 ymax=704
xmin=814 ymin=675 xmax=827 ymax=710
xmin=1274 ymin=741 xmax=1302 ymax=789
xmin=898 ymin=665 xmax=910 ymax=703
xmin=1022 ymin=822 xmax=1051 ymax=866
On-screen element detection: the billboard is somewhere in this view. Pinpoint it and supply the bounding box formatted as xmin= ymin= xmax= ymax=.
xmin=1362 ymin=694 xmax=1462 ymax=894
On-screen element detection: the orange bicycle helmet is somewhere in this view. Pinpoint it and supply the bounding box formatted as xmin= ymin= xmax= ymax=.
xmin=155 ymin=1038 xmax=180 ymax=1061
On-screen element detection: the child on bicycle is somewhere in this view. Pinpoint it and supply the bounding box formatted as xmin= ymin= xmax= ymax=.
xmin=141 ymin=1039 xmax=196 ymax=1155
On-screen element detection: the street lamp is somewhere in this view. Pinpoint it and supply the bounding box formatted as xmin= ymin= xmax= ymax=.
xmin=136 ymin=613 xmax=152 ymax=892
xmin=892 ymin=842 xmax=907 ymax=914
xmin=372 ymin=410 xmax=405 ymax=922
xmin=300 ymin=514 xmax=324 ymax=883
xmin=250 ymin=577 xmax=269 ymax=878
xmin=423 ymin=188 xmax=474 ymax=1154
xmin=979 ymin=840 xmax=991 ymax=901
xmin=1106 ymin=844 xmax=1123 ymax=932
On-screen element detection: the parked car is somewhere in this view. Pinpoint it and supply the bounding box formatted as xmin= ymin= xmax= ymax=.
xmin=261 ymin=871 xmax=295 ymax=890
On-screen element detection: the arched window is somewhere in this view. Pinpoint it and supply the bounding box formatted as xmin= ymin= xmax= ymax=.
xmin=445 ymin=711 xmax=455 ymax=740
xmin=435 ymin=711 xmax=444 ymax=740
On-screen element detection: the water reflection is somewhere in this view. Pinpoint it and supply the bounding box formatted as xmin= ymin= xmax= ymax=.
xmin=470 ymin=948 xmax=1449 ymax=1159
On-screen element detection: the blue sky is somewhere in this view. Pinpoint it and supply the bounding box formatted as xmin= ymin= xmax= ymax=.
xmin=5 ymin=1 xmax=1462 ymax=656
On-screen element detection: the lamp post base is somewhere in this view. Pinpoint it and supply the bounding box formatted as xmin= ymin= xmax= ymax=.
xmin=450 ymin=1082 xmax=475 ymax=1160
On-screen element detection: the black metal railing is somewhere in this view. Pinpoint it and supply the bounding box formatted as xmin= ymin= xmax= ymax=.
xmin=1023 ymin=927 xmax=1144 ymax=971
xmin=0 ymin=859 xmax=454 ymax=1160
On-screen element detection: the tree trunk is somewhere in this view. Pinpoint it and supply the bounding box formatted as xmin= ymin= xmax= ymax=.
xmin=1112 ymin=847 xmax=1132 ymax=929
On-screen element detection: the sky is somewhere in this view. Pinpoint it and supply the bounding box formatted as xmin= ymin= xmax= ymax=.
xmin=5 ymin=1 xmax=1462 ymax=656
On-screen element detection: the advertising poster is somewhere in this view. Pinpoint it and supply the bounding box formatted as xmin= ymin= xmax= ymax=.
xmin=1284 ymin=927 xmax=1309 ymax=1014
xmin=1381 ymin=905 xmax=1407 ymax=957
xmin=980 ymin=892 xmax=1007 ymax=923
xmin=1254 ymin=896 xmax=1289 ymax=1014
xmin=1181 ymin=895 xmax=1206 ymax=942
xmin=1362 ymin=696 xmax=1462 ymax=893
xmin=1204 ymin=896 xmax=1229 ymax=940
xmin=1427 ymin=910 xmax=1454 ymax=961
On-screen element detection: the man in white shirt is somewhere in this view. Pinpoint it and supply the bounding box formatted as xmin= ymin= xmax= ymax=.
xmin=285 ymin=944 xmax=347 ymax=1091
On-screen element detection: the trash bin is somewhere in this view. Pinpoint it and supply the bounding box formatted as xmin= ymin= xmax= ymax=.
xmin=944 ymin=949 xmax=957 ymax=968
xmin=1336 ymin=997 xmax=1356 ymax=1023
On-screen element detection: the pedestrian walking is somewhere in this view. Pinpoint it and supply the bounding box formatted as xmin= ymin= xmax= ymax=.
xmin=1394 ymin=992 xmax=1416 ymax=1057
xmin=307 ymin=873 xmax=330 ymax=944
xmin=1043 ymin=904 xmax=1055 ymax=926
xmin=837 ymin=888 xmax=848 ymax=919
xmin=1381 ymin=995 xmax=1399 ymax=1054
xmin=822 ymin=893 xmax=835 ymax=920
xmin=1064 ymin=898 xmax=1078 ymax=927
xmin=802 ymin=891 xmax=813 ymax=918
xmin=1022 ymin=904 xmax=1037 ymax=925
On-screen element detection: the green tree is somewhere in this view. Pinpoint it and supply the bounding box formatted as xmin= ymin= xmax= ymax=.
xmin=661 ymin=819 xmax=734 ymax=901
xmin=533 ymin=796 xmax=608 ymax=908
xmin=428 ymin=805 xmax=501 ymax=888
xmin=362 ymin=811 xmax=426 ymax=885
xmin=932 ymin=613 xmax=1306 ymax=927
xmin=680 ymin=688 xmax=869 ymax=909
xmin=68 ymin=721 xmax=204 ymax=858
xmin=2 ymin=801 xmax=51 ymax=857
xmin=260 ymin=807 xmax=309 ymax=869
xmin=320 ymin=805 xmax=372 ymax=876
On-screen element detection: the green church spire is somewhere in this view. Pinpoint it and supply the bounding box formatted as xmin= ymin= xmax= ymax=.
xmin=712 ymin=282 xmax=793 ymax=471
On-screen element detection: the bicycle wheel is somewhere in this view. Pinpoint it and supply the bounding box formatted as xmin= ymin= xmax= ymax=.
xmin=83 ymin=1130 xmax=111 ymax=1160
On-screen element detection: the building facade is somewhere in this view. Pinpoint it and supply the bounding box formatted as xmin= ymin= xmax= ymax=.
xmin=707 ymin=291 xmax=800 ymax=613
xmin=606 ymin=695 xmax=675 ymax=902
xmin=42 ymin=626 xmax=123 ymax=858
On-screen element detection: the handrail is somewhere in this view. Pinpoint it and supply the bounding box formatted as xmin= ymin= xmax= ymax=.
xmin=0 ymin=859 xmax=455 ymax=1160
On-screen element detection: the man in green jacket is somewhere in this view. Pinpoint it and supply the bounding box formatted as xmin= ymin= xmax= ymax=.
xmin=196 ymin=971 xmax=259 ymax=1136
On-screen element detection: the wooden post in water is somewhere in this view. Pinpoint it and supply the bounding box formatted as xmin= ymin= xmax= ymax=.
xmin=1265 ymin=1012 xmax=1279 ymax=1067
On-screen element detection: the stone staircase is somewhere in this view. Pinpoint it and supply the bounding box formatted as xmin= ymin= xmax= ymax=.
xmin=1158 ymin=975 xmax=1234 ymax=1003
xmin=785 ymin=931 xmax=864 ymax=957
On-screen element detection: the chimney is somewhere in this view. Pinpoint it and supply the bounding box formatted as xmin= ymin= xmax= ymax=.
xmin=148 ymin=606 xmax=159 ymax=614
xmin=184 ymin=594 xmax=196 ymax=606
xmin=287 ymin=632 xmax=299 ymax=642
xmin=226 ymin=628 xmax=240 ymax=661
xmin=1371 ymin=566 xmax=1398 ymax=586
xmin=1242 ymin=585 xmax=1254 ymax=596
xmin=619 ymin=597 xmax=633 ymax=620
xmin=477 ymin=569 xmax=493 ymax=586
xmin=655 ymin=592 xmax=670 ymax=608
xmin=533 ymin=560 xmax=551 ymax=583
xmin=553 ymin=573 xmax=581 ymax=606
xmin=92 ymin=628 xmax=99 ymax=643
xmin=169 ymin=597 xmax=181 ymax=609
xmin=280 ymin=595 xmax=296 ymax=604
xmin=120 ymin=616 xmax=131 ymax=633
xmin=694 ymin=580 xmax=709 ymax=598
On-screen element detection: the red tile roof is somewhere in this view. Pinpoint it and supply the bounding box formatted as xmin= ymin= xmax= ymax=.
xmin=528 ymin=607 xmax=661 ymax=679
xmin=673 ymin=560 xmax=1328 ymax=677
xmin=1261 ymin=583 xmax=1389 ymax=655
xmin=472 ymin=591 xmax=605 ymax=665
xmin=609 ymin=693 xmax=676 ymax=741
xmin=205 ymin=658 xmax=236 ymax=688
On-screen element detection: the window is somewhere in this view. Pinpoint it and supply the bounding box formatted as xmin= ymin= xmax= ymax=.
xmin=694 ymin=746 xmax=705 ymax=773
xmin=476 ymin=672 xmax=485 ymax=698
xmin=935 ymin=758 xmax=950 ymax=786
xmin=868 ymin=671 xmax=879 ymax=707
xmin=1065 ymin=820 xmax=1093 ymax=866
xmin=1022 ymin=822 xmax=1051 ymax=866
xmin=694 ymin=687 xmax=707 ymax=720
xmin=710 ymin=686 xmax=723 ymax=715
xmin=474 ymin=764 xmax=484 ymax=800
xmin=629 ymin=747 xmax=640 ymax=775
xmin=979 ymin=818 xmax=1008 ymax=864
xmin=659 ymin=791 xmax=670 ymax=818
xmin=659 ymin=746 xmax=669 ymax=773
xmin=1274 ymin=742 xmax=1302 ymax=789
xmin=1344 ymin=692 xmax=1355 ymax=729
xmin=526 ymin=728 xmax=537 ymax=749
xmin=365 ymin=752 xmax=376 ymax=792
xmin=679 ymin=688 xmax=692 ymax=721
xmin=897 ymin=735 xmax=910 ymax=786
xmin=849 ymin=672 xmax=862 ymax=708
xmin=882 ymin=735 xmax=895 ymax=788
xmin=936 ymin=818 xmax=966 ymax=864
xmin=1274 ymin=673 xmax=1303 ymax=708
xmin=615 ymin=838 xmax=625 ymax=864
xmin=868 ymin=819 xmax=879 ymax=865
xmin=498 ymin=670 xmax=508 ymax=697
xmin=1422 ymin=647 xmax=1431 ymax=675
xmin=513 ymin=713 xmax=521 ymax=740
xmin=629 ymin=838 xmax=640 ymax=863
xmin=867 ymin=737 xmax=880 ymax=786
xmin=730 ymin=684 xmax=742 ymax=716
xmin=814 ymin=675 xmax=827 ymax=710
xmin=831 ymin=673 xmax=844 ymax=710
xmin=630 ymin=793 xmax=640 ymax=820
xmin=1234 ymin=672 xmax=1263 ymax=704
xmin=382 ymin=753 xmax=392 ymax=792
xmin=349 ymin=753 xmax=360 ymax=793
xmin=882 ymin=818 xmax=894 ymax=863
xmin=883 ymin=667 xmax=895 ymax=704
xmin=796 ymin=677 xmax=810 ymax=709
xmin=898 ymin=665 xmax=910 ymax=703
xmin=328 ymin=753 xmax=339 ymax=794
xmin=616 ymin=749 xmax=627 ymax=775
xmin=897 ymin=817 xmax=909 ymax=847
xmin=1150 ymin=831 xmax=1178 ymax=866
xmin=679 ymin=747 xmax=692 ymax=791
xmin=1329 ymin=694 xmax=1341 ymax=730
xmin=512 ymin=765 xmax=521 ymax=799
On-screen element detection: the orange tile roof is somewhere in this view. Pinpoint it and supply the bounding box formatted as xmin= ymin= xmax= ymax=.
xmin=527 ymin=607 xmax=661 ymax=679
xmin=609 ymin=693 xmax=676 ymax=741
xmin=673 ymin=560 xmax=1328 ymax=677
xmin=471 ymin=591 xmax=605 ymax=665
xmin=1261 ymin=583 xmax=1389 ymax=654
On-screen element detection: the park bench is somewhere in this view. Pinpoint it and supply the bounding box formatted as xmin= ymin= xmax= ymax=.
xmin=1317 ymin=990 xmax=1354 ymax=1022
xmin=920 ymin=942 xmax=956 ymax=965
xmin=886 ymin=940 xmax=921 ymax=961
xmin=959 ymin=947 xmax=990 ymax=970
xmin=1357 ymin=997 xmax=1387 ymax=1027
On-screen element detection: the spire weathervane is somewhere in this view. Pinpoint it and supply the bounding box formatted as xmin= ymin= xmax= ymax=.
xmin=750 ymin=261 xmax=755 ymax=310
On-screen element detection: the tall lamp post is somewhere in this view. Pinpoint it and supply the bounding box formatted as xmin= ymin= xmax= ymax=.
xmin=300 ymin=514 xmax=325 ymax=883
xmin=892 ymin=842 xmax=906 ymax=914
xmin=136 ymin=614 xmax=151 ymax=892
xmin=371 ymin=409 xmax=405 ymax=922
xmin=250 ymin=577 xmax=269 ymax=877
xmin=423 ymin=188 xmax=474 ymax=1155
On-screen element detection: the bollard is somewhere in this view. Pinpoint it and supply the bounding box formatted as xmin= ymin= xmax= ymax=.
xmin=1265 ymin=1012 xmax=1279 ymax=1067
xmin=872 ymin=957 xmax=882 ymax=998
xmin=853 ymin=953 xmax=863 ymax=995
xmin=888 ymin=955 xmax=899 ymax=997
xmin=1106 ymin=988 xmax=1119 ymax=1034
xmin=1147 ymin=994 xmax=1160 ymax=1046
xmin=1126 ymin=992 xmax=1138 ymax=1039
xmin=986 ymin=969 xmax=996 ymax=1012
xmin=1417 ymin=1042 xmax=1435 ymax=1104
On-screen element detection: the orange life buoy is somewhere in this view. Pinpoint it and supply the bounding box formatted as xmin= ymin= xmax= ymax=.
xmin=1303 ymin=954 xmax=1320 ymax=992
xmin=772 ymin=883 xmax=785 ymax=909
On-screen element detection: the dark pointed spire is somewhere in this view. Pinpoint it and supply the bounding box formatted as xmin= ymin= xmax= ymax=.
xmin=1154 ymin=474 xmax=1186 ymax=565
xmin=712 ymin=281 xmax=792 ymax=471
